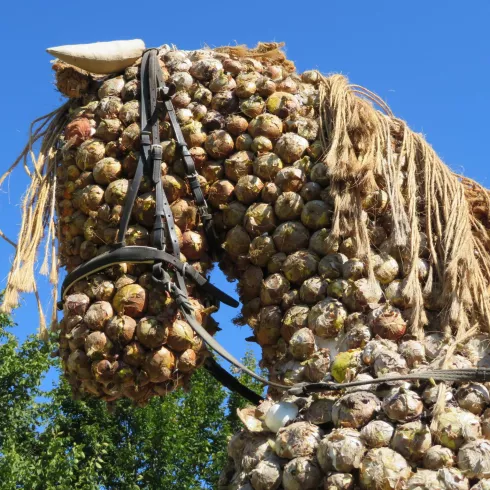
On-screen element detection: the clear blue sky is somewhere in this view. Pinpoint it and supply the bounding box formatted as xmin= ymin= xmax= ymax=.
xmin=0 ymin=0 xmax=489 ymax=388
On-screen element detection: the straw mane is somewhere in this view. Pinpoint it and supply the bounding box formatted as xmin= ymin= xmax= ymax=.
xmin=213 ymin=42 xmax=296 ymax=72
xmin=1 ymin=43 xmax=489 ymax=357
xmin=315 ymin=74 xmax=490 ymax=420
xmin=318 ymin=74 xmax=490 ymax=340
xmin=0 ymin=102 xmax=71 ymax=338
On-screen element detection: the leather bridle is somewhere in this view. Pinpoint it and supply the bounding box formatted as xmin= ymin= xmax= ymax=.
xmin=59 ymin=48 xmax=490 ymax=404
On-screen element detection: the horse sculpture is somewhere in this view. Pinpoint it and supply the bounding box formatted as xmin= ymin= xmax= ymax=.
xmin=2 ymin=40 xmax=490 ymax=489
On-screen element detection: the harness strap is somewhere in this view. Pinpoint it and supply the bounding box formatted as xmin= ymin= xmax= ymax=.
xmin=204 ymin=357 xmax=263 ymax=405
xmin=116 ymin=50 xmax=151 ymax=247
xmin=288 ymin=367 xmax=490 ymax=396
xmin=171 ymin=281 xmax=291 ymax=391
xmin=115 ymin=149 xmax=145 ymax=246
xmin=156 ymin=66 xmax=220 ymax=258
xmin=147 ymin=52 xmax=177 ymax=255
xmin=59 ymin=246 xmax=238 ymax=307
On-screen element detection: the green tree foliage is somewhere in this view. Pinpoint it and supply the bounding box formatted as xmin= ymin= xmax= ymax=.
xmin=227 ymin=351 xmax=265 ymax=433
xmin=0 ymin=311 xmax=52 ymax=486
xmin=0 ymin=309 xmax=261 ymax=489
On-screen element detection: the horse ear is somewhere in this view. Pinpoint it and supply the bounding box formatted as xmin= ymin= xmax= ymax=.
xmin=46 ymin=39 xmax=146 ymax=74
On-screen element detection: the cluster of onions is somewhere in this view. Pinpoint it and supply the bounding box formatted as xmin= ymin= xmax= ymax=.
xmin=53 ymin=44 xmax=490 ymax=487
xmin=223 ymin=380 xmax=490 ymax=489
xmin=55 ymin=50 xmax=219 ymax=405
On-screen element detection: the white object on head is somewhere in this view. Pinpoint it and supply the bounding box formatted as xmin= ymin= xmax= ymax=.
xmin=46 ymin=39 xmax=146 ymax=74
xmin=264 ymin=401 xmax=299 ymax=433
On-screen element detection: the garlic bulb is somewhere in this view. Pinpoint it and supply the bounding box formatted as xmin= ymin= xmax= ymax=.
xmin=456 ymin=383 xmax=490 ymax=415
xmin=390 ymin=421 xmax=432 ymax=462
xmin=424 ymin=445 xmax=456 ymax=470
xmin=360 ymin=420 xmax=395 ymax=448
xmin=282 ymin=457 xmax=322 ymax=490
xmin=332 ymin=392 xmax=381 ymax=429
xmin=382 ymin=389 xmax=423 ymax=422
xmin=249 ymin=456 xmax=282 ymax=490
xmin=457 ymin=439 xmax=490 ymax=479
xmin=324 ymin=473 xmax=355 ymax=490
xmin=433 ymin=407 xmax=481 ymax=450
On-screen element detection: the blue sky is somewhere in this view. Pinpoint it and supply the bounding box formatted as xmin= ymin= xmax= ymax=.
xmin=0 ymin=0 xmax=489 ymax=389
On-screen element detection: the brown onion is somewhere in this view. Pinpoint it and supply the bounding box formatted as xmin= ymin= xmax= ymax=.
xmin=112 ymin=284 xmax=147 ymax=318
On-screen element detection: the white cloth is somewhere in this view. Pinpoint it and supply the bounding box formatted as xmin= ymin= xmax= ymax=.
xmin=47 ymin=39 xmax=145 ymax=74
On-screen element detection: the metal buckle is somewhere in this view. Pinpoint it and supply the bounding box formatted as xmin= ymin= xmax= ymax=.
xmin=141 ymin=130 xmax=151 ymax=146
xmin=151 ymin=144 xmax=163 ymax=160
xmin=187 ymin=171 xmax=200 ymax=185
xmin=179 ymin=142 xmax=191 ymax=157
xmin=151 ymin=263 xmax=171 ymax=292
xmin=198 ymin=201 xmax=212 ymax=220
xmin=157 ymin=83 xmax=176 ymax=101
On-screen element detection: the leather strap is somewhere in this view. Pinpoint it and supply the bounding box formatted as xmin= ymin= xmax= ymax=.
xmin=204 ymin=357 xmax=263 ymax=405
xmin=156 ymin=62 xmax=221 ymax=259
xmin=172 ymin=283 xmax=290 ymax=392
xmin=288 ymin=368 xmax=490 ymax=396
xmin=116 ymin=50 xmax=150 ymax=247
xmin=59 ymin=246 xmax=238 ymax=308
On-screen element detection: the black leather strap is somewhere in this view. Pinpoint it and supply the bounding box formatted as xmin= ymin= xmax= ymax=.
xmin=173 ymin=285 xmax=290 ymax=391
xmin=288 ymin=368 xmax=490 ymax=396
xmin=204 ymin=357 xmax=264 ymax=405
xmin=116 ymin=50 xmax=151 ymax=246
xmin=60 ymin=246 xmax=238 ymax=308
xmin=156 ymin=64 xmax=221 ymax=259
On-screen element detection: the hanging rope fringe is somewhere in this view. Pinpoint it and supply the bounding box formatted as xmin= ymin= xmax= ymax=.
xmin=317 ymin=74 xmax=490 ymax=419
xmin=317 ymin=73 xmax=490 ymax=340
xmin=0 ymin=102 xmax=71 ymax=332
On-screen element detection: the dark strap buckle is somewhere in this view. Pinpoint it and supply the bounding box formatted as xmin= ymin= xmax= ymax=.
xmin=170 ymin=283 xmax=193 ymax=313
xmin=157 ymin=83 xmax=176 ymax=101
xmin=151 ymin=144 xmax=163 ymax=160
xmin=179 ymin=141 xmax=191 ymax=157
xmin=141 ymin=130 xmax=151 ymax=145
xmin=198 ymin=203 xmax=212 ymax=221
xmin=151 ymin=262 xmax=172 ymax=292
